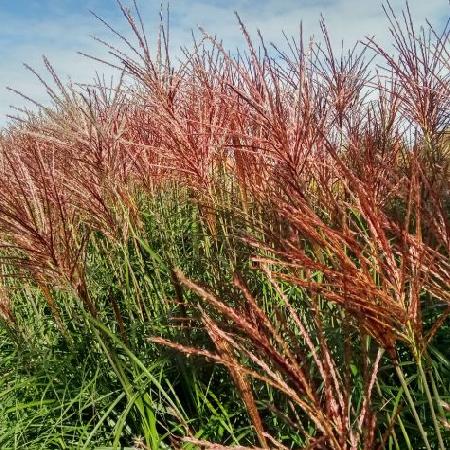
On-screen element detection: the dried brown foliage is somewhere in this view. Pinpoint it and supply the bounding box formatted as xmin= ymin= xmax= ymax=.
xmin=1 ymin=1 xmax=449 ymax=448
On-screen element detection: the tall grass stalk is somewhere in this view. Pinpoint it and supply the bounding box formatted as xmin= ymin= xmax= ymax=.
xmin=0 ymin=0 xmax=449 ymax=448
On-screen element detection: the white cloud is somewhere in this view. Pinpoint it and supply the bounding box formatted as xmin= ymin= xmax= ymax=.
xmin=0 ymin=7 xmax=128 ymax=125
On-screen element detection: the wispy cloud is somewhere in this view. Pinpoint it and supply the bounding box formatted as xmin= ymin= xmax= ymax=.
xmin=1 ymin=0 xmax=448 ymax=126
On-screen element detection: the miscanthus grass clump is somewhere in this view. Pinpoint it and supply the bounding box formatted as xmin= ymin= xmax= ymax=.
xmin=0 ymin=1 xmax=449 ymax=448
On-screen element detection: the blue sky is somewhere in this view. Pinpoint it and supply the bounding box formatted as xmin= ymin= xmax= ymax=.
xmin=1 ymin=0 xmax=449 ymax=125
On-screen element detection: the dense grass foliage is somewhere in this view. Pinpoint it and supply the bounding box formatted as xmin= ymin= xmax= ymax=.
xmin=0 ymin=2 xmax=449 ymax=448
